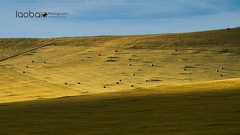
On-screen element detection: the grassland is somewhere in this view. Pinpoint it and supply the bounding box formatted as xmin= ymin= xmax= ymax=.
xmin=0 ymin=28 xmax=239 ymax=134
xmin=0 ymin=79 xmax=239 ymax=135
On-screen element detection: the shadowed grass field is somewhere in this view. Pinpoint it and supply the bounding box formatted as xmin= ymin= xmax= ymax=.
xmin=0 ymin=28 xmax=239 ymax=134
xmin=0 ymin=79 xmax=239 ymax=135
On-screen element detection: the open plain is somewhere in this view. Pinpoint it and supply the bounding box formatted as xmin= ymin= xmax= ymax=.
xmin=0 ymin=28 xmax=239 ymax=134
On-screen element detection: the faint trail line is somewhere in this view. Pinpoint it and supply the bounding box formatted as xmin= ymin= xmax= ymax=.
xmin=0 ymin=42 xmax=53 ymax=62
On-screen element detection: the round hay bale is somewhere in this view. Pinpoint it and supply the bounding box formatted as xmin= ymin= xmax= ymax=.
xmin=151 ymin=64 xmax=154 ymax=66
xmin=184 ymin=68 xmax=187 ymax=71
xmin=23 ymin=71 xmax=25 ymax=73
xmin=220 ymin=74 xmax=223 ymax=77
xmin=131 ymin=85 xmax=134 ymax=87
xmin=78 ymin=82 xmax=81 ymax=84
xmin=103 ymin=86 xmax=106 ymax=88
xmin=146 ymin=80 xmax=149 ymax=82
xmin=221 ymin=67 xmax=224 ymax=69
xmin=116 ymin=82 xmax=119 ymax=84
xmin=119 ymin=79 xmax=122 ymax=82
xmin=44 ymin=62 xmax=46 ymax=64
xmin=99 ymin=54 xmax=101 ymax=56
xmin=32 ymin=60 xmax=34 ymax=63
xmin=132 ymin=73 xmax=135 ymax=76
xmin=129 ymin=58 xmax=131 ymax=61
xmin=128 ymin=64 xmax=132 ymax=66
xmin=216 ymin=70 xmax=219 ymax=72
xmin=26 ymin=66 xmax=28 ymax=68
xmin=115 ymin=50 xmax=118 ymax=52
xmin=65 ymin=82 xmax=67 ymax=85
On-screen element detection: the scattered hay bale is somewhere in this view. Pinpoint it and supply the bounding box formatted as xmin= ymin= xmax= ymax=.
xmin=99 ymin=54 xmax=101 ymax=56
xmin=220 ymin=74 xmax=223 ymax=77
xmin=216 ymin=70 xmax=219 ymax=72
xmin=116 ymin=82 xmax=119 ymax=84
xmin=31 ymin=60 xmax=34 ymax=63
xmin=44 ymin=62 xmax=46 ymax=64
xmin=115 ymin=50 xmax=118 ymax=52
xmin=131 ymin=85 xmax=134 ymax=87
xmin=129 ymin=58 xmax=132 ymax=61
xmin=145 ymin=80 xmax=149 ymax=82
xmin=132 ymin=73 xmax=135 ymax=76
xmin=184 ymin=68 xmax=187 ymax=71
xmin=119 ymin=79 xmax=122 ymax=82
xmin=128 ymin=64 xmax=132 ymax=66
xmin=221 ymin=67 xmax=224 ymax=69
xmin=78 ymin=82 xmax=81 ymax=84
xmin=151 ymin=64 xmax=154 ymax=66
xmin=23 ymin=71 xmax=25 ymax=73
xmin=65 ymin=82 xmax=67 ymax=85
xmin=26 ymin=66 xmax=28 ymax=68
xmin=103 ymin=86 xmax=106 ymax=88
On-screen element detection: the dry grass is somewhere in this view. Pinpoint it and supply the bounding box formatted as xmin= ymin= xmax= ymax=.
xmin=1 ymin=44 xmax=239 ymax=103
xmin=1 ymin=28 xmax=239 ymax=61
xmin=0 ymin=78 xmax=239 ymax=135
xmin=0 ymin=28 xmax=240 ymax=134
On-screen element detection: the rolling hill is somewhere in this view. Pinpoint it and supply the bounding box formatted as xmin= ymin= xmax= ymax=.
xmin=0 ymin=28 xmax=239 ymax=134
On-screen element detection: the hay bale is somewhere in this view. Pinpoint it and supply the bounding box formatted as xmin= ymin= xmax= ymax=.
xmin=216 ymin=70 xmax=219 ymax=72
xmin=146 ymin=80 xmax=149 ymax=82
xmin=26 ymin=66 xmax=28 ymax=68
xmin=129 ymin=58 xmax=132 ymax=61
xmin=151 ymin=64 xmax=154 ymax=66
xmin=65 ymin=82 xmax=67 ymax=85
xmin=119 ymin=79 xmax=122 ymax=82
xmin=116 ymin=82 xmax=119 ymax=84
xmin=132 ymin=73 xmax=135 ymax=76
xmin=32 ymin=60 xmax=34 ymax=63
xmin=131 ymin=85 xmax=134 ymax=87
xmin=221 ymin=67 xmax=224 ymax=69
xmin=128 ymin=64 xmax=132 ymax=66
xmin=115 ymin=50 xmax=118 ymax=52
xmin=78 ymin=82 xmax=81 ymax=84
xmin=23 ymin=71 xmax=25 ymax=73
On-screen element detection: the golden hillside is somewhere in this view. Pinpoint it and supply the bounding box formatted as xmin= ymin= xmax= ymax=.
xmin=1 ymin=28 xmax=239 ymax=61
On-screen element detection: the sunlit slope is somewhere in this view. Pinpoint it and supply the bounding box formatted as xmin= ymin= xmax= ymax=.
xmin=0 ymin=65 xmax=79 ymax=103
xmin=53 ymin=28 xmax=240 ymax=53
xmin=2 ymin=44 xmax=239 ymax=96
xmin=0 ymin=78 xmax=239 ymax=135
xmin=0 ymin=28 xmax=239 ymax=60
xmin=0 ymin=28 xmax=239 ymax=103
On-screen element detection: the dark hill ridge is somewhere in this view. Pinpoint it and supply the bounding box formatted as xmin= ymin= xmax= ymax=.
xmin=0 ymin=28 xmax=239 ymax=60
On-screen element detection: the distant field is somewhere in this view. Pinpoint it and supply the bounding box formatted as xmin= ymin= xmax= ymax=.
xmin=0 ymin=28 xmax=239 ymax=134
